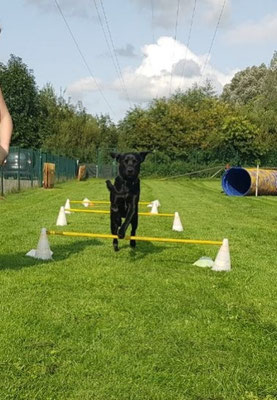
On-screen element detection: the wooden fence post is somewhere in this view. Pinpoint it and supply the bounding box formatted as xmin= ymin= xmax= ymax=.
xmin=43 ymin=163 xmax=55 ymax=188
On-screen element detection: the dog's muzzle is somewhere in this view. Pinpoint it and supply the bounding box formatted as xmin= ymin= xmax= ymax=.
xmin=126 ymin=168 xmax=135 ymax=176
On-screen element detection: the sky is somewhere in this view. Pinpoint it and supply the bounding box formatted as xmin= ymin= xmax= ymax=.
xmin=1 ymin=0 xmax=277 ymax=122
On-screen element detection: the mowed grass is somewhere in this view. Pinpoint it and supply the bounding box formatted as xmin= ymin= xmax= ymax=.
xmin=0 ymin=178 xmax=277 ymax=400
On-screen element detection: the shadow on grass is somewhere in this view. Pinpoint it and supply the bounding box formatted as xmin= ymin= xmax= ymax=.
xmin=0 ymin=239 xmax=196 ymax=270
xmin=117 ymin=240 xmax=168 ymax=261
xmin=126 ymin=243 xmax=210 ymax=268
xmin=0 ymin=239 xmax=104 ymax=270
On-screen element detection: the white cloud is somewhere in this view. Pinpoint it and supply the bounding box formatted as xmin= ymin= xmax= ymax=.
xmin=172 ymin=59 xmax=201 ymax=78
xmin=67 ymin=77 xmax=102 ymax=100
xmin=225 ymin=12 xmax=277 ymax=44
xmin=66 ymin=36 xmax=237 ymax=105
xmin=112 ymin=36 xmax=236 ymax=102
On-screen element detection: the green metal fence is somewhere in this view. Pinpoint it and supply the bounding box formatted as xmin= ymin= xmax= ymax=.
xmin=1 ymin=147 xmax=78 ymax=195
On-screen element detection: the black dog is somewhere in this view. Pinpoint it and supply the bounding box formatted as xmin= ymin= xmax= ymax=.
xmin=106 ymin=151 xmax=151 ymax=251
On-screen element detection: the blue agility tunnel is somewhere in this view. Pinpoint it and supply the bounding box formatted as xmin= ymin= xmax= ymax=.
xmin=222 ymin=167 xmax=277 ymax=196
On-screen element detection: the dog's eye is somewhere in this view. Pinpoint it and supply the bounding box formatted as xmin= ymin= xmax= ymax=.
xmin=124 ymin=158 xmax=137 ymax=165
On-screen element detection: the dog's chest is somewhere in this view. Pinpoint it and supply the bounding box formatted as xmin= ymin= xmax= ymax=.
xmin=115 ymin=178 xmax=139 ymax=197
xmin=111 ymin=178 xmax=139 ymax=214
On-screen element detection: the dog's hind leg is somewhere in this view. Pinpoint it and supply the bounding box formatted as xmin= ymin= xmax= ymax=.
xmin=111 ymin=212 xmax=121 ymax=251
xmin=130 ymin=213 xmax=138 ymax=248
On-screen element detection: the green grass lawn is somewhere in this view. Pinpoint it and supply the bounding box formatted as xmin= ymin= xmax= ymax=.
xmin=0 ymin=178 xmax=277 ymax=400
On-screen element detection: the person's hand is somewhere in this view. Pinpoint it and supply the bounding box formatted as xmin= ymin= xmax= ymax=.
xmin=0 ymin=145 xmax=8 ymax=165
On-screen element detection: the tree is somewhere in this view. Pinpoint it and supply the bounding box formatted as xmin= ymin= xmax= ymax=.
xmin=37 ymin=83 xmax=60 ymax=148
xmin=269 ymin=51 xmax=277 ymax=71
xmin=221 ymin=64 xmax=268 ymax=105
xmin=0 ymin=55 xmax=40 ymax=147
xmin=219 ymin=116 xmax=263 ymax=164
xmin=42 ymin=100 xmax=100 ymax=162
xmin=242 ymin=52 xmax=277 ymax=161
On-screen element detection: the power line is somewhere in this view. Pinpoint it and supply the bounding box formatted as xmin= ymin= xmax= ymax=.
xmin=98 ymin=0 xmax=132 ymax=106
xmin=93 ymin=0 xmax=127 ymax=103
xmin=180 ymin=0 xmax=197 ymax=89
xmin=169 ymin=0 xmax=181 ymax=95
xmin=201 ymin=0 xmax=227 ymax=75
xmin=150 ymin=0 xmax=155 ymax=43
xmin=53 ymin=0 xmax=115 ymax=116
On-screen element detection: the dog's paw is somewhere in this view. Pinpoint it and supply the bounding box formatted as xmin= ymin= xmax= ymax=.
xmin=117 ymin=227 xmax=125 ymax=239
xmin=130 ymin=240 xmax=136 ymax=248
xmin=106 ymin=180 xmax=114 ymax=192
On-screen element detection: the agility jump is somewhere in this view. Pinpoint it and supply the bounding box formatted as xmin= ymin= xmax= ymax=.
xmin=70 ymin=200 xmax=152 ymax=205
xmin=47 ymin=230 xmax=223 ymax=246
xmin=65 ymin=208 xmax=175 ymax=217
xmin=26 ymin=228 xmax=231 ymax=271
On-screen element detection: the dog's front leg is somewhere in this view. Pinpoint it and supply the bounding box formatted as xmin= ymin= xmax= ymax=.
xmin=111 ymin=209 xmax=121 ymax=251
xmin=118 ymin=197 xmax=138 ymax=240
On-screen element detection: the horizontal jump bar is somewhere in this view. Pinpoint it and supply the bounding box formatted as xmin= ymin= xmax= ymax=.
xmin=47 ymin=230 xmax=222 ymax=246
xmin=66 ymin=208 xmax=174 ymax=217
xmin=70 ymin=200 xmax=151 ymax=205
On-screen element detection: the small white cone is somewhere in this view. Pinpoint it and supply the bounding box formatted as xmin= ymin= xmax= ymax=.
xmin=153 ymin=200 xmax=161 ymax=207
xmin=26 ymin=228 xmax=53 ymax=260
xmin=56 ymin=206 xmax=67 ymax=226
xmin=82 ymin=197 xmax=90 ymax=207
xmin=212 ymin=238 xmax=231 ymax=272
xmin=172 ymin=212 xmax=183 ymax=232
xmin=147 ymin=199 xmax=161 ymax=208
xmin=64 ymin=199 xmax=71 ymax=214
xmin=150 ymin=202 xmax=159 ymax=214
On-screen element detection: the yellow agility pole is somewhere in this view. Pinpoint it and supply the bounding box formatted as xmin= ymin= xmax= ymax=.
xmin=47 ymin=230 xmax=223 ymax=246
xmin=70 ymin=200 xmax=151 ymax=205
xmin=66 ymin=208 xmax=174 ymax=217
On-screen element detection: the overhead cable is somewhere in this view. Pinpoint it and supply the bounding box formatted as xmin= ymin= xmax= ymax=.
xmin=54 ymin=0 xmax=115 ymax=116
xmin=150 ymin=0 xmax=155 ymax=43
xmin=169 ymin=0 xmax=181 ymax=95
xmin=180 ymin=0 xmax=197 ymax=89
xmin=98 ymin=0 xmax=132 ymax=106
xmin=201 ymin=0 xmax=227 ymax=75
xmin=93 ymin=0 xmax=128 ymax=104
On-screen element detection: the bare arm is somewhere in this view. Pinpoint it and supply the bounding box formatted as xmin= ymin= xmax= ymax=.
xmin=0 ymin=88 xmax=13 ymax=164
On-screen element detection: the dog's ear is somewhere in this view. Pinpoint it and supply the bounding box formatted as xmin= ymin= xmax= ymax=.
xmin=110 ymin=152 xmax=121 ymax=162
xmin=139 ymin=151 xmax=152 ymax=162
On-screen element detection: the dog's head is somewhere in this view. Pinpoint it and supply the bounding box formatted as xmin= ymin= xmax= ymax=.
xmin=110 ymin=151 xmax=151 ymax=180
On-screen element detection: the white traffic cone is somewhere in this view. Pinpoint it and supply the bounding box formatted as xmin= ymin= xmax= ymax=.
xmin=212 ymin=238 xmax=231 ymax=271
xmin=172 ymin=212 xmax=183 ymax=232
xmin=153 ymin=200 xmax=161 ymax=207
xmin=150 ymin=202 xmax=159 ymax=214
xmin=56 ymin=206 xmax=67 ymax=226
xmin=64 ymin=199 xmax=71 ymax=214
xmin=82 ymin=198 xmax=90 ymax=207
xmin=147 ymin=199 xmax=161 ymax=208
xmin=26 ymin=228 xmax=53 ymax=260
